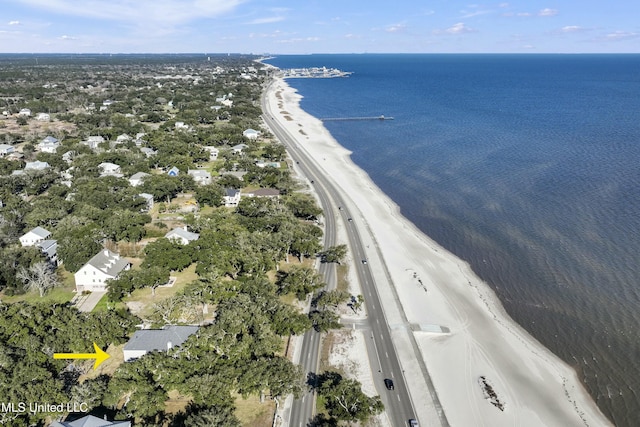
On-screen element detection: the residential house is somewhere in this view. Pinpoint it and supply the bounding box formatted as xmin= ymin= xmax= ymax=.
xmin=223 ymin=188 xmax=241 ymax=207
xmin=35 ymin=239 xmax=59 ymax=265
xmin=38 ymin=136 xmax=60 ymax=153
xmin=50 ymin=414 xmax=131 ymax=427
xmin=6 ymin=152 xmax=23 ymax=161
xmin=231 ymin=143 xmax=249 ymax=154
xmin=243 ymin=128 xmax=260 ymax=140
xmin=102 ymin=100 xmax=114 ymax=107
xmin=129 ymin=171 xmax=150 ymax=187
xmin=245 ymin=188 xmax=281 ymax=198
xmin=123 ymin=325 xmax=199 ymax=362
xmin=138 ymin=193 xmax=154 ymax=212
xmin=175 ymin=121 xmax=189 ymax=130
xmin=165 ymin=226 xmax=199 ymax=245
xmin=20 ymin=226 xmax=51 ymax=247
xmin=140 ymin=147 xmax=157 ymax=157
xmin=24 ymin=161 xmax=50 ymax=171
xmin=0 ymin=144 xmax=14 ymax=157
xmin=187 ymin=169 xmax=212 ymax=185
xmin=255 ymin=160 xmax=281 ymax=168
xmin=74 ymin=249 xmax=131 ymax=292
xmin=36 ymin=112 xmax=50 ymax=121
xmin=98 ymin=162 xmax=123 ymax=177
xmin=203 ymin=146 xmax=219 ymax=160
xmin=18 ymin=108 xmax=31 ymax=117
xmin=115 ymin=134 xmax=131 ymax=144
xmin=81 ymin=135 xmax=105 ymax=150
xmin=167 ymin=166 xmax=179 ymax=177
xmin=62 ymin=150 xmax=76 ymax=163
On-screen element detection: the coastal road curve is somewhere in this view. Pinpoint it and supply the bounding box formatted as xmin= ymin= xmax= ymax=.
xmin=262 ymin=78 xmax=424 ymax=427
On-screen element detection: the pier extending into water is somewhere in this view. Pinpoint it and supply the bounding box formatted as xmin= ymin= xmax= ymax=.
xmin=321 ymin=115 xmax=394 ymax=122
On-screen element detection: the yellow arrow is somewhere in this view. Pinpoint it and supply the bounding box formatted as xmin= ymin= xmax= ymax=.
xmin=53 ymin=343 xmax=111 ymax=370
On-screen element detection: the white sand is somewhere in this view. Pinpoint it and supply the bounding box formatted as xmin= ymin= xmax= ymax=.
xmin=265 ymin=76 xmax=613 ymax=427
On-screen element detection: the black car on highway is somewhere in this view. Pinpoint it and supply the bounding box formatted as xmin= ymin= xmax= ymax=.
xmin=384 ymin=378 xmax=394 ymax=390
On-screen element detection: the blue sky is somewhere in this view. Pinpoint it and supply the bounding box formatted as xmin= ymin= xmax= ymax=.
xmin=1 ymin=1 xmax=638 ymax=53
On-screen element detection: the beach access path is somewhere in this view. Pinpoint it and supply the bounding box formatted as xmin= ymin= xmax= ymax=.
xmin=263 ymin=74 xmax=613 ymax=427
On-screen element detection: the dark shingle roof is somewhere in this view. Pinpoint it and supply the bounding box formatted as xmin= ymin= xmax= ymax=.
xmin=124 ymin=325 xmax=199 ymax=352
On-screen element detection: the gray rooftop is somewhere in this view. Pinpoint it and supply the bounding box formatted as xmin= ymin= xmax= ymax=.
xmin=26 ymin=226 xmax=51 ymax=239
xmin=50 ymin=415 xmax=131 ymax=427
xmin=35 ymin=239 xmax=57 ymax=258
xmin=124 ymin=325 xmax=199 ymax=352
xmin=130 ymin=171 xmax=150 ymax=180
xmin=86 ymin=249 xmax=130 ymax=277
xmin=165 ymin=227 xmax=200 ymax=242
xmin=225 ymin=188 xmax=240 ymax=197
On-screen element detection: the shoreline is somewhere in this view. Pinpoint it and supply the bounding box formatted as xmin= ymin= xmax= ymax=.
xmin=264 ymin=74 xmax=612 ymax=426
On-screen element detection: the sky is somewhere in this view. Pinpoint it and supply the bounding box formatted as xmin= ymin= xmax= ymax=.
xmin=1 ymin=0 xmax=639 ymax=54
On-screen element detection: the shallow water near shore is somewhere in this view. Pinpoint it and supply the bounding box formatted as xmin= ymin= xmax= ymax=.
xmin=265 ymin=54 xmax=640 ymax=426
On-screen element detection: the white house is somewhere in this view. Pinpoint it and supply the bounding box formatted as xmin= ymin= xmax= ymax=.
xmin=165 ymin=226 xmax=199 ymax=245
xmin=123 ymin=325 xmax=199 ymax=362
xmin=223 ymin=188 xmax=241 ymax=207
xmin=36 ymin=113 xmax=50 ymax=121
xmin=81 ymin=135 xmax=105 ymax=150
xmin=138 ymin=193 xmax=154 ymax=211
xmin=74 ymin=249 xmax=131 ymax=292
xmin=18 ymin=108 xmax=31 ymax=117
xmin=243 ymin=128 xmax=260 ymax=140
xmin=0 ymin=144 xmax=14 ymax=157
xmin=116 ymin=134 xmax=131 ymax=144
xmin=98 ymin=162 xmax=123 ymax=177
xmin=175 ymin=121 xmax=189 ymax=130
xmin=24 ymin=161 xmax=50 ymax=171
xmin=231 ymin=143 xmax=249 ymax=154
xmin=38 ymin=136 xmax=60 ymax=153
xmin=19 ymin=226 xmax=51 ymax=247
xmin=203 ymin=146 xmax=219 ymax=160
xmin=129 ymin=171 xmax=150 ymax=187
xmin=140 ymin=147 xmax=157 ymax=157
xmin=187 ymin=169 xmax=212 ymax=185
xmin=36 ymin=239 xmax=58 ymax=265
xmin=62 ymin=150 xmax=76 ymax=163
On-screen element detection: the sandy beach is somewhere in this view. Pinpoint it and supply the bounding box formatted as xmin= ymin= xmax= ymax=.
xmin=265 ymin=74 xmax=612 ymax=427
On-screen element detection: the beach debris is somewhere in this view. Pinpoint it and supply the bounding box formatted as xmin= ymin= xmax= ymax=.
xmin=479 ymin=376 xmax=505 ymax=411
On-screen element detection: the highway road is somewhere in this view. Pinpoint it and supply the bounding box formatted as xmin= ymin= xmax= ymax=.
xmin=261 ymin=78 xmax=425 ymax=427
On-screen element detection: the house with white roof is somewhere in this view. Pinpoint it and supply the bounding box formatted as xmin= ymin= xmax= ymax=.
xmin=140 ymin=147 xmax=157 ymax=157
xmin=24 ymin=161 xmax=50 ymax=171
xmin=0 ymin=144 xmax=14 ymax=157
xmin=123 ymin=325 xmax=199 ymax=362
xmin=98 ymin=162 xmax=123 ymax=177
xmin=165 ymin=226 xmax=199 ymax=245
xmin=129 ymin=171 xmax=150 ymax=187
xmin=18 ymin=108 xmax=31 ymax=117
xmin=224 ymin=188 xmax=241 ymax=207
xmin=175 ymin=121 xmax=189 ymax=130
xmin=231 ymin=143 xmax=249 ymax=154
xmin=187 ymin=169 xmax=212 ymax=185
xmin=115 ymin=134 xmax=131 ymax=144
xmin=203 ymin=146 xmax=219 ymax=160
xmin=74 ymin=249 xmax=131 ymax=292
xmin=81 ymin=135 xmax=105 ymax=150
xmin=36 ymin=113 xmax=50 ymax=121
xmin=20 ymin=226 xmax=51 ymax=247
xmin=243 ymin=128 xmax=260 ymax=140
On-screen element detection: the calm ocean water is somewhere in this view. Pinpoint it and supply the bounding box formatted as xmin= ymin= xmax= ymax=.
xmin=265 ymin=54 xmax=640 ymax=426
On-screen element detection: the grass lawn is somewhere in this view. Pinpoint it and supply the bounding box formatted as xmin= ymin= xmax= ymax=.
xmin=0 ymin=267 xmax=76 ymax=304
xmin=234 ymin=394 xmax=275 ymax=427
xmin=337 ymin=264 xmax=349 ymax=293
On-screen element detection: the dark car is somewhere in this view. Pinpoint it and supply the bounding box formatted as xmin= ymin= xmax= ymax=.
xmin=408 ymin=419 xmax=419 ymax=427
xmin=362 ymin=259 xmax=367 ymax=265
xmin=347 ymin=217 xmax=353 ymax=222
xmin=384 ymin=378 xmax=394 ymax=390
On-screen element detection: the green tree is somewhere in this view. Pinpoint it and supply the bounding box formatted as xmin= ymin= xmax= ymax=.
xmin=317 ymin=372 xmax=384 ymax=423
xmin=319 ymin=244 xmax=348 ymax=264
xmin=276 ymin=265 xmax=324 ymax=300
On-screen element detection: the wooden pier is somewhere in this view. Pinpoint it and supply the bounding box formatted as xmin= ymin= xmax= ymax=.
xmin=321 ymin=115 xmax=394 ymax=122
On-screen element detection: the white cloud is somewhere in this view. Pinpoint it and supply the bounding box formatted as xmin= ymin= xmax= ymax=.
xmin=499 ymin=3 xmax=509 ymax=7
xmin=560 ymin=25 xmax=587 ymax=33
xmin=460 ymin=10 xmax=491 ymax=19
xmin=9 ymin=20 xmax=21 ymax=25
xmin=385 ymin=23 xmax=407 ymax=33
xmin=246 ymin=16 xmax=285 ymax=25
xmin=538 ymin=8 xmax=558 ymax=17
xmin=59 ymin=34 xmax=77 ymax=40
xmin=604 ymin=31 xmax=638 ymax=41
xmin=15 ymin=0 xmax=244 ymax=26
xmin=445 ymin=22 xmax=476 ymax=34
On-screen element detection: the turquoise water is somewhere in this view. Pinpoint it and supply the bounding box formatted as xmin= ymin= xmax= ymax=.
xmin=265 ymin=54 xmax=640 ymax=426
